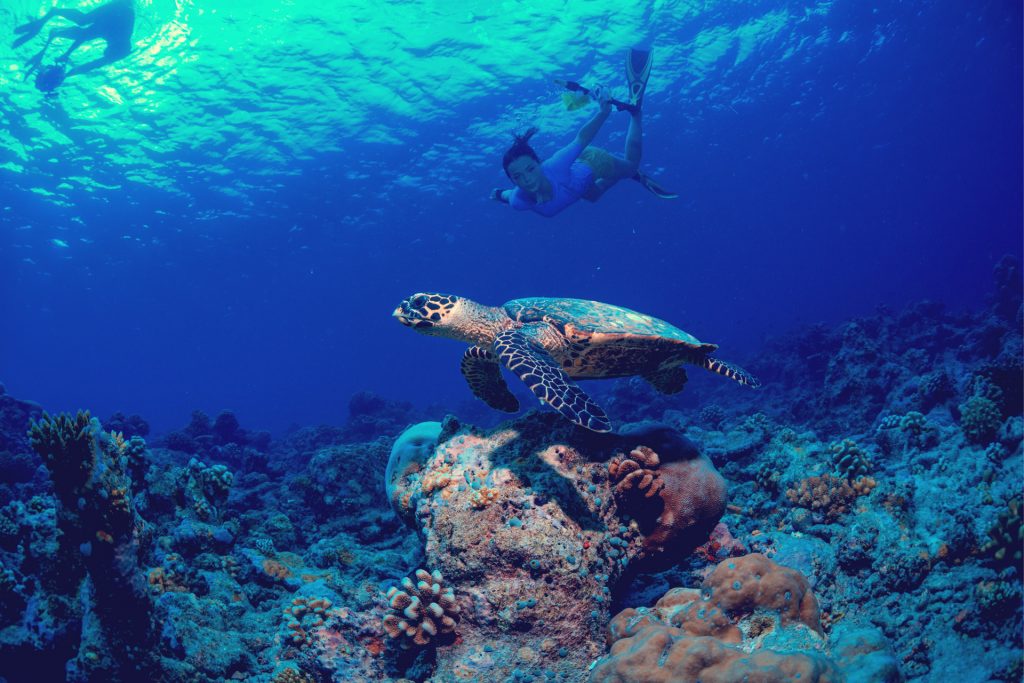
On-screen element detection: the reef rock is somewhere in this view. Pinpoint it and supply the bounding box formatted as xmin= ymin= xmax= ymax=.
xmin=386 ymin=413 xmax=727 ymax=681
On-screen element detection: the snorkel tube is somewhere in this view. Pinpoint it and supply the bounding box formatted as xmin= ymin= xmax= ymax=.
xmin=555 ymin=79 xmax=638 ymax=114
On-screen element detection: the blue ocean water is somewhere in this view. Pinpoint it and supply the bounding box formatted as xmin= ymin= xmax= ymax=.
xmin=1 ymin=3 xmax=1023 ymax=682
xmin=1 ymin=0 xmax=1020 ymax=436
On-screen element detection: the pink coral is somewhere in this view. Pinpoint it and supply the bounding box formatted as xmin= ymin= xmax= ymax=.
xmin=608 ymin=446 xmax=726 ymax=567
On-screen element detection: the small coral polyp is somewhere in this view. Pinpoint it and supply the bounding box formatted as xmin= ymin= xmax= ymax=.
xmin=382 ymin=568 xmax=459 ymax=646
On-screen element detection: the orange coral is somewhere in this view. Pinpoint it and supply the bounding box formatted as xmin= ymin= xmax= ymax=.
xmin=282 ymin=596 xmax=333 ymax=648
xmin=592 ymin=554 xmax=839 ymax=683
xmin=262 ymin=558 xmax=293 ymax=580
xmin=608 ymin=446 xmax=665 ymax=498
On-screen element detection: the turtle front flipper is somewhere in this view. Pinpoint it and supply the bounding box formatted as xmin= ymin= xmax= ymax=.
xmin=493 ymin=328 xmax=612 ymax=433
xmin=460 ymin=346 xmax=519 ymax=413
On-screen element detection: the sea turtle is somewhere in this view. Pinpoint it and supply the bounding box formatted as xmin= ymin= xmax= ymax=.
xmin=393 ymin=294 xmax=760 ymax=433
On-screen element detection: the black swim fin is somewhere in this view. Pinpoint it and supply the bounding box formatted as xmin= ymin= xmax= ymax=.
xmin=625 ymin=47 xmax=653 ymax=109
xmin=12 ymin=16 xmax=48 ymax=49
xmin=633 ymin=171 xmax=678 ymax=199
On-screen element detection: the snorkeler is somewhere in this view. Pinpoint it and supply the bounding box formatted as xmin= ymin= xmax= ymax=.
xmin=12 ymin=0 xmax=135 ymax=93
xmin=491 ymin=48 xmax=677 ymax=218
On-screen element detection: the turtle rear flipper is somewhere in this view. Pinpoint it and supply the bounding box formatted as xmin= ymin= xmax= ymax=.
xmin=643 ymin=365 xmax=688 ymax=395
xmin=460 ymin=346 xmax=519 ymax=413
xmin=703 ymin=356 xmax=761 ymax=388
xmin=494 ymin=327 xmax=612 ymax=433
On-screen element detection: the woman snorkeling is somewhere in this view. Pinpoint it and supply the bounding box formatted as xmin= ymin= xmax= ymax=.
xmin=491 ymin=48 xmax=676 ymax=218
xmin=12 ymin=0 xmax=135 ymax=92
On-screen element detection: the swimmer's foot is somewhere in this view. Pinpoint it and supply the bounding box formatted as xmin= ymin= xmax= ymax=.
xmin=633 ymin=171 xmax=678 ymax=199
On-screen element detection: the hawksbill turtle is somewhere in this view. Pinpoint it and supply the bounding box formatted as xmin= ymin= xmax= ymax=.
xmin=393 ymin=293 xmax=760 ymax=433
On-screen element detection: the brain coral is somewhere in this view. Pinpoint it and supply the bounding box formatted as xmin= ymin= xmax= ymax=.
xmin=590 ymin=553 xmax=900 ymax=683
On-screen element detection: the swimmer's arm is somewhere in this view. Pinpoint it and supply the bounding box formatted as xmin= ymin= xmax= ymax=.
xmin=490 ymin=188 xmax=512 ymax=204
xmin=573 ymin=97 xmax=612 ymax=148
xmin=64 ymin=54 xmax=119 ymax=78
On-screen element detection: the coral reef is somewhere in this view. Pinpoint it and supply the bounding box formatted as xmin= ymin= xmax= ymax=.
xmin=27 ymin=411 xmax=158 ymax=681
xmin=0 ymin=255 xmax=1020 ymax=682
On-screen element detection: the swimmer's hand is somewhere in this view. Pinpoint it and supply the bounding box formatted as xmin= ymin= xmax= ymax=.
xmin=589 ymin=84 xmax=612 ymax=111
xmin=491 ymin=188 xmax=510 ymax=204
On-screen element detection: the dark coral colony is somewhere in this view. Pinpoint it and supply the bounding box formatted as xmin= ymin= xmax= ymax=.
xmin=0 ymin=256 xmax=1021 ymax=682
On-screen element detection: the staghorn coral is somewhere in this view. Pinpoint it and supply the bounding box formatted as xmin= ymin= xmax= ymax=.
xmin=382 ymin=568 xmax=459 ymax=647
xmin=28 ymin=410 xmax=96 ymax=494
xmin=786 ymin=474 xmax=876 ymax=523
xmin=829 ymin=438 xmax=872 ymax=481
xmin=607 ymin=445 xmax=725 ymax=567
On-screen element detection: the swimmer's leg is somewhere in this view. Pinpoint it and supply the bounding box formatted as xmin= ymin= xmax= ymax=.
xmin=582 ymin=111 xmax=644 ymax=200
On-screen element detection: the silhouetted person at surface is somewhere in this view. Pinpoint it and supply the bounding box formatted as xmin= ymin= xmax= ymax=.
xmin=13 ymin=0 xmax=135 ymax=92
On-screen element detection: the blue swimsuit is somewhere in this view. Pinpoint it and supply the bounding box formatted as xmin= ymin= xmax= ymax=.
xmin=509 ymin=142 xmax=594 ymax=217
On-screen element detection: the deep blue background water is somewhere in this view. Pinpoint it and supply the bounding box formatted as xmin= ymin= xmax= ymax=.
xmin=1 ymin=0 xmax=1020 ymax=435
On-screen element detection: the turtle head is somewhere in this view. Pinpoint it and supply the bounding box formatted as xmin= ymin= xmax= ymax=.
xmin=393 ymin=293 xmax=463 ymax=336
xmin=394 ymin=293 xmax=506 ymax=344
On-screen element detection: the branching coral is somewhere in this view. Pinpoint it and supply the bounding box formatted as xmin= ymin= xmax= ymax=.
xmin=980 ymin=497 xmax=1022 ymax=567
xmin=283 ymin=596 xmax=332 ymax=648
xmin=271 ymin=666 xmax=315 ymax=683
xmin=960 ymin=395 xmax=1003 ymax=445
xmin=699 ymin=404 xmax=726 ymax=430
xmin=608 ymin=446 xmax=665 ymax=498
xmin=829 ymin=439 xmax=872 ymax=481
xmin=917 ymin=370 xmax=953 ymax=409
xmin=28 ymin=410 xmax=96 ymax=494
xmin=786 ymin=474 xmax=876 ymax=522
xmin=382 ymin=568 xmax=459 ymax=647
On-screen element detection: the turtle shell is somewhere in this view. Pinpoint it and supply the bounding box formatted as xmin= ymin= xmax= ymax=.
xmin=503 ymin=297 xmax=713 ymax=350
